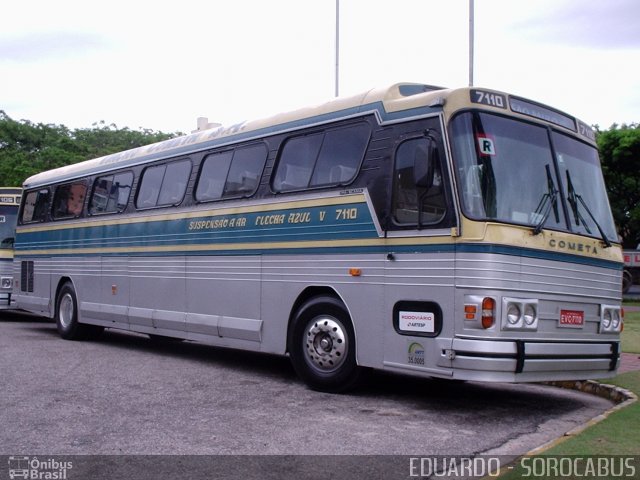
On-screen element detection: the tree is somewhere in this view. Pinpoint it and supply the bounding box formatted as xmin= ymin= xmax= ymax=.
xmin=0 ymin=111 xmax=181 ymax=187
xmin=4 ymin=111 xmax=639 ymax=248
xmin=598 ymin=123 xmax=640 ymax=248
xmin=72 ymin=121 xmax=180 ymax=160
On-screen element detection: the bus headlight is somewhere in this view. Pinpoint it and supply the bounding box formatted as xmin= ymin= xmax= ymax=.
xmin=612 ymin=310 xmax=621 ymax=330
xmin=1 ymin=277 xmax=12 ymax=289
xmin=507 ymin=304 xmax=521 ymax=325
xmin=600 ymin=305 xmax=622 ymax=333
xmin=523 ymin=304 xmax=537 ymax=326
xmin=502 ymin=298 xmax=538 ymax=331
xmin=601 ymin=309 xmax=612 ymax=330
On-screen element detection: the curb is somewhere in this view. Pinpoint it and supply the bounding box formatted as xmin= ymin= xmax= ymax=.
xmin=491 ymin=380 xmax=637 ymax=478
xmin=525 ymin=380 xmax=638 ymax=454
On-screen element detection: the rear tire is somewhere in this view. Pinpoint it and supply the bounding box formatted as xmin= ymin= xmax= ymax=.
xmin=289 ymin=296 xmax=361 ymax=393
xmin=55 ymin=282 xmax=103 ymax=340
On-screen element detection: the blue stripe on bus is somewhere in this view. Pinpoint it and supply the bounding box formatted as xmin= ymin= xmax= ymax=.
xmin=14 ymin=196 xmax=622 ymax=270
xmin=455 ymin=243 xmax=622 ymax=270
xmin=15 ymin=202 xmax=378 ymax=250
xmin=15 ymin=237 xmax=621 ymax=272
xmin=12 ymin=242 xmax=622 ymax=271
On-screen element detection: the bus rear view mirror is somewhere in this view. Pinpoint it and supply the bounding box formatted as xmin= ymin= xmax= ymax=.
xmin=414 ymin=137 xmax=438 ymax=189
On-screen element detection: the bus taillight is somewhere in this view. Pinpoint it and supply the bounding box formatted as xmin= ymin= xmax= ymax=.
xmin=481 ymin=297 xmax=495 ymax=329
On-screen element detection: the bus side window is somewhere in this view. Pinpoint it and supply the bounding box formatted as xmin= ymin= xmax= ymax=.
xmin=196 ymin=151 xmax=233 ymax=201
xmin=310 ymin=124 xmax=369 ymax=187
xmin=157 ymin=161 xmax=191 ymax=205
xmin=272 ymin=123 xmax=370 ymax=192
xmin=223 ymin=144 xmax=267 ymax=197
xmin=272 ymin=134 xmax=322 ymax=191
xmin=52 ymin=183 xmax=87 ymax=219
xmin=90 ymin=171 xmax=133 ymax=215
xmin=195 ymin=144 xmax=267 ymax=202
xmin=137 ymin=160 xmax=191 ymax=209
xmin=21 ymin=189 xmax=50 ymax=224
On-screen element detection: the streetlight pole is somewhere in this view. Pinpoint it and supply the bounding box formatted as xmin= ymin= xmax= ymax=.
xmin=335 ymin=0 xmax=340 ymax=97
xmin=469 ymin=0 xmax=474 ymax=86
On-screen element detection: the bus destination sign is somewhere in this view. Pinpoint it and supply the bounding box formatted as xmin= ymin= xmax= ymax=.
xmin=509 ymin=97 xmax=576 ymax=131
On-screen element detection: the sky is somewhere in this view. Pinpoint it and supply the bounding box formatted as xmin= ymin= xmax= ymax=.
xmin=1 ymin=0 xmax=639 ymax=134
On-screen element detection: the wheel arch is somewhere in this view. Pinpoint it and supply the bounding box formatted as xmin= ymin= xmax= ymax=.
xmin=53 ymin=276 xmax=75 ymax=318
xmin=285 ymin=286 xmax=356 ymax=356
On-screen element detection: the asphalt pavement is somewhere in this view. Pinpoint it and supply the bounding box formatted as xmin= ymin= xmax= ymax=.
xmin=0 ymin=311 xmax=617 ymax=479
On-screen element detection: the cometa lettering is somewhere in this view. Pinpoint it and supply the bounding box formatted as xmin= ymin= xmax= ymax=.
xmin=549 ymin=239 xmax=598 ymax=255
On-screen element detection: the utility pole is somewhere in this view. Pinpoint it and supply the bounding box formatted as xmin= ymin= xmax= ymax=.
xmin=469 ymin=0 xmax=474 ymax=86
xmin=335 ymin=0 xmax=340 ymax=97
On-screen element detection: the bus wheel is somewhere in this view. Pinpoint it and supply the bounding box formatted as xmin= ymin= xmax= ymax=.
xmin=289 ymin=296 xmax=361 ymax=393
xmin=56 ymin=282 xmax=102 ymax=340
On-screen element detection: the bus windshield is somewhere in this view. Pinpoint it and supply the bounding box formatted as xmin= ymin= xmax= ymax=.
xmin=0 ymin=206 xmax=18 ymax=248
xmin=450 ymin=112 xmax=617 ymax=243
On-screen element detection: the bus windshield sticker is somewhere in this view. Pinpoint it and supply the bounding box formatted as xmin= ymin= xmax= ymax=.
xmin=476 ymin=135 xmax=496 ymax=156
xmin=470 ymin=89 xmax=507 ymax=109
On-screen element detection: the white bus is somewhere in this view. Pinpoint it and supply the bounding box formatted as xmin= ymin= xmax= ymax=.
xmin=13 ymin=83 xmax=622 ymax=391
xmin=0 ymin=187 xmax=21 ymax=309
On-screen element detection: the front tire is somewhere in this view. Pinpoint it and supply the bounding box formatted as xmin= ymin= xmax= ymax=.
xmin=289 ymin=296 xmax=361 ymax=392
xmin=56 ymin=282 xmax=102 ymax=340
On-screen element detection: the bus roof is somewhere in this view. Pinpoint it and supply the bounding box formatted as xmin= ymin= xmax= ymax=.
xmin=22 ymin=83 xmax=592 ymax=189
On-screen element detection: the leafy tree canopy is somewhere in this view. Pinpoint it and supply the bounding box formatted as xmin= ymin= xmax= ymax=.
xmin=0 ymin=111 xmax=182 ymax=187
xmin=3 ymin=111 xmax=639 ymax=248
xmin=597 ymin=123 xmax=640 ymax=248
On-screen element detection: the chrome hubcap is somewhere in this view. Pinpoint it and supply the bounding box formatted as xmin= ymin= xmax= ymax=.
xmin=304 ymin=317 xmax=347 ymax=372
xmin=59 ymin=293 xmax=74 ymax=329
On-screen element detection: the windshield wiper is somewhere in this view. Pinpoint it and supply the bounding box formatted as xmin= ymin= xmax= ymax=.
xmin=566 ymin=170 xmax=612 ymax=247
xmin=532 ymin=165 xmax=559 ymax=235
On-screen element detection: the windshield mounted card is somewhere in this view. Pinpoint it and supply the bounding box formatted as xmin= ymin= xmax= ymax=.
xmin=476 ymin=135 xmax=496 ymax=156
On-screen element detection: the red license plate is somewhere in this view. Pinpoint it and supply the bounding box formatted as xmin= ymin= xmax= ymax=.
xmin=559 ymin=309 xmax=584 ymax=327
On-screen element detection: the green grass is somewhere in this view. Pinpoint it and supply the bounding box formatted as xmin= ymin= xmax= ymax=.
xmin=540 ymin=371 xmax=640 ymax=455
xmin=622 ymin=307 xmax=640 ymax=354
xmin=498 ymin=304 xmax=640 ymax=478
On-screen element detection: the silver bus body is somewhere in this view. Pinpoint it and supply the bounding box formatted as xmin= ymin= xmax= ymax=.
xmin=13 ymin=84 xmax=622 ymax=390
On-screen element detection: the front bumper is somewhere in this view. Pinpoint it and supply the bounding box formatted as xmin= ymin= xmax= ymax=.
xmin=450 ymin=337 xmax=619 ymax=382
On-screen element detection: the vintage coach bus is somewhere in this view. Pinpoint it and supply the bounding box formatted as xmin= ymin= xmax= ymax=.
xmin=13 ymin=83 xmax=622 ymax=391
xmin=0 ymin=188 xmax=21 ymax=310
